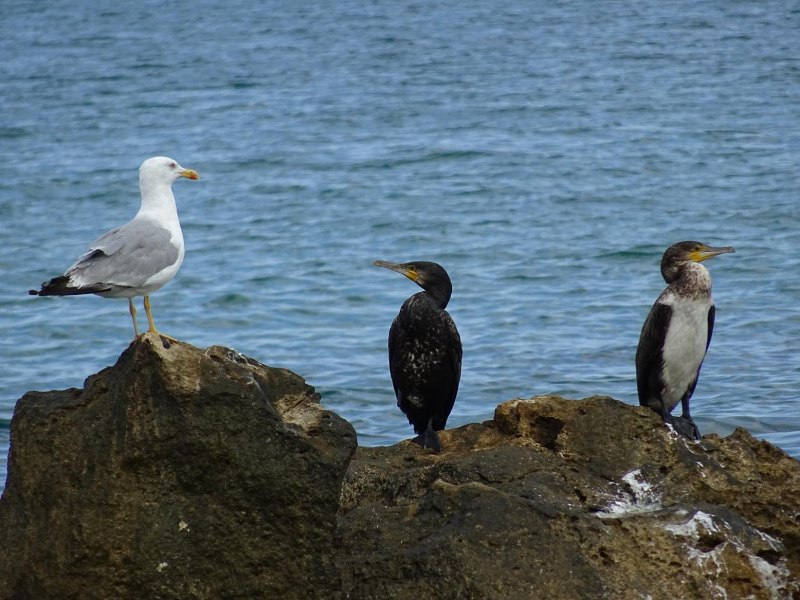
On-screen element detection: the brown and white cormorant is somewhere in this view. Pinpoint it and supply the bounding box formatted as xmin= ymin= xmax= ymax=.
xmin=373 ymin=260 xmax=462 ymax=452
xmin=635 ymin=241 xmax=735 ymax=440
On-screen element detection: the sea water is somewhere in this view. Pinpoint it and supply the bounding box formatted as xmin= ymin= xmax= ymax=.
xmin=1 ymin=0 xmax=798 ymax=491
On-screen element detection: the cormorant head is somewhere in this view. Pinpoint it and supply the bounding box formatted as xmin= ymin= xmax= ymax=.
xmin=660 ymin=241 xmax=735 ymax=283
xmin=373 ymin=260 xmax=453 ymax=308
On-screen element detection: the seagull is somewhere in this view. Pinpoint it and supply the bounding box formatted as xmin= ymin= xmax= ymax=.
xmin=29 ymin=156 xmax=199 ymax=341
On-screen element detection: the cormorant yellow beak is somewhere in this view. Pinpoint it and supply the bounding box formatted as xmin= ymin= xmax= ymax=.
xmin=180 ymin=168 xmax=200 ymax=180
xmin=692 ymin=245 xmax=735 ymax=262
xmin=373 ymin=260 xmax=420 ymax=283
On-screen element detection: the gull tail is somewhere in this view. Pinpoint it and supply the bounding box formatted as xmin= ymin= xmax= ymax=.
xmin=29 ymin=275 xmax=107 ymax=297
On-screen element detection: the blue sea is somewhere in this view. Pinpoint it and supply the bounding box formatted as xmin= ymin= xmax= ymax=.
xmin=1 ymin=1 xmax=799 ymax=491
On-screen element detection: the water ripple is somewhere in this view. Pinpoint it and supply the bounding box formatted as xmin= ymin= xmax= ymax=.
xmin=1 ymin=0 xmax=799 ymax=491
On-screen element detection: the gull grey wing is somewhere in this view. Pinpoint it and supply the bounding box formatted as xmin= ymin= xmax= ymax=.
xmin=67 ymin=217 xmax=178 ymax=288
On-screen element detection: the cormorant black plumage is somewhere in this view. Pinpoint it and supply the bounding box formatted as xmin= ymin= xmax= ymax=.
xmin=374 ymin=260 xmax=462 ymax=452
xmin=636 ymin=241 xmax=734 ymax=440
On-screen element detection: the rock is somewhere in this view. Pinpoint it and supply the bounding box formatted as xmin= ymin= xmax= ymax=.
xmin=337 ymin=395 xmax=800 ymax=600
xmin=3 ymin=341 xmax=799 ymax=600
xmin=0 ymin=334 xmax=357 ymax=600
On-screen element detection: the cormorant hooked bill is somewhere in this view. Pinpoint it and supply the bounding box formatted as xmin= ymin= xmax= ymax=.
xmin=373 ymin=260 xmax=462 ymax=452
xmin=635 ymin=241 xmax=735 ymax=440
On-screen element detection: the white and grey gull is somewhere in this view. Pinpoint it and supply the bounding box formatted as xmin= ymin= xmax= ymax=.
xmin=29 ymin=156 xmax=199 ymax=340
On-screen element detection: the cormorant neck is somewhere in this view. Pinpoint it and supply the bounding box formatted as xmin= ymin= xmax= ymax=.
xmin=662 ymin=260 xmax=689 ymax=284
xmin=663 ymin=260 xmax=711 ymax=284
xmin=664 ymin=262 xmax=712 ymax=299
xmin=424 ymin=283 xmax=451 ymax=310
xmin=661 ymin=260 xmax=692 ymax=283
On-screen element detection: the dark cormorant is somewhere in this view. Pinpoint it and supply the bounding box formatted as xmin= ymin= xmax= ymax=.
xmin=373 ymin=260 xmax=462 ymax=452
xmin=636 ymin=241 xmax=735 ymax=440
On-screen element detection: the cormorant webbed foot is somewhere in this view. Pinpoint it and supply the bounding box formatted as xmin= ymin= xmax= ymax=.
xmin=667 ymin=414 xmax=701 ymax=441
xmin=413 ymin=427 xmax=442 ymax=452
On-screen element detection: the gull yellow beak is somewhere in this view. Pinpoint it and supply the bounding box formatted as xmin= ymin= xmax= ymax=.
xmin=180 ymin=168 xmax=200 ymax=180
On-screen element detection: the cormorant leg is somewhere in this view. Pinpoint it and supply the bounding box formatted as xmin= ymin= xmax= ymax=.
xmin=679 ymin=397 xmax=701 ymax=440
xmin=658 ymin=403 xmax=671 ymax=423
xmin=657 ymin=402 xmax=699 ymax=441
xmin=412 ymin=419 xmax=442 ymax=453
xmin=128 ymin=299 xmax=140 ymax=338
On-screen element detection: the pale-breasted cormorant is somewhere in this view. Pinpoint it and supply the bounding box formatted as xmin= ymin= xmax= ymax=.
xmin=373 ymin=260 xmax=462 ymax=452
xmin=636 ymin=241 xmax=735 ymax=439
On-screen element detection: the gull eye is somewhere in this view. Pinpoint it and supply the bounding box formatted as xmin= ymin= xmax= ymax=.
xmin=169 ymin=162 xmax=176 ymax=169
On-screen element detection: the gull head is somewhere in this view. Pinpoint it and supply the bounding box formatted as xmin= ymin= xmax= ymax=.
xmin=139 ymin=156 xmax=199 ymax=188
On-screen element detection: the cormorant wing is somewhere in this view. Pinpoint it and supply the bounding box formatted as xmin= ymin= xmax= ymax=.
xmin=635 ymin=302 xmax=672 ymax=412
xmin=440 ymin=313 xmax=462 ymax=429
xmin=387 ymin=316 xmax=402 ymax=406
xmin=706 ymin=304 xmax=715 ymax=351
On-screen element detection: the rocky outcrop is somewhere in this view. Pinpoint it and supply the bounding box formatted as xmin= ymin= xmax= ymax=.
xmin=338 ymin=396 xmax=800 ymax=600
xmin=0 ymin=334 xmax=356 ymax=600
xmin=1 ymin=338 xmax=798 ymax=600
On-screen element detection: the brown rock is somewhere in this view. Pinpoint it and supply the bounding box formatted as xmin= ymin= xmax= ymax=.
xmin=2 ymin=341 xmax=798 ymax=600
xmin=0 ymin=334 xmax=356 ymax=600
xmin=337 ymin=395 xmax=800 ymax=600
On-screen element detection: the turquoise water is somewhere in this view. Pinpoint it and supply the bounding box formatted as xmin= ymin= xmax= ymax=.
xmin=1 ymin=1 xmax=799 ymax=490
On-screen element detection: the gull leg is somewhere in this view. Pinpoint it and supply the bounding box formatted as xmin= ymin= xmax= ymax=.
xmin=144 ymin=296 xmax=178 ymax=343
xmin=129 ymin=299 xmax=140 ymax=338
xmin=144 ymin=295 xmax=157 ymax=333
